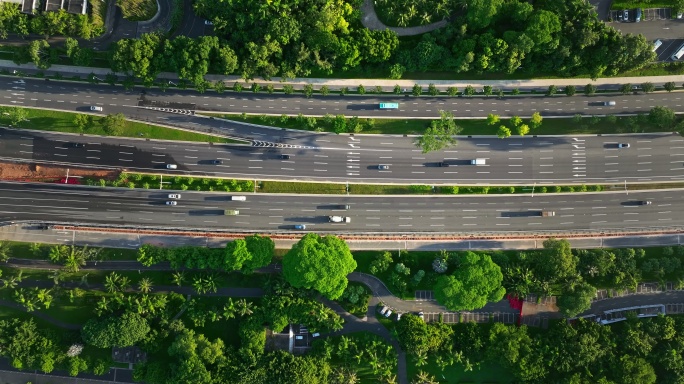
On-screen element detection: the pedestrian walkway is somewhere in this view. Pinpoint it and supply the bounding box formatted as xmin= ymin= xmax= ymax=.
xmin=3 ymin=59 xmax=684 ymax=90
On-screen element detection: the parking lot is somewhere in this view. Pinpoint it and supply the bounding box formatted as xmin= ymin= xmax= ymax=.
xmin=609 ymin=7 xmax=671 ymax=21
xmin=421 ymin=311 xmax=519 ymax=324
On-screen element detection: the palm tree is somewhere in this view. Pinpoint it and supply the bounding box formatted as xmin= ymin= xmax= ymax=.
xmin=222 ymin=299 xmax=237 ymax=319
xmin=36 ymin=288 xmax=52 ymax=309
xmin=118 ymin=276 xmax=131 ymax=292
xmin=3 ymin=277 xmax=17 ymax=289
xmin=15 ymin=270 xmax=23 ymax=283
xmin=235 ymin=299 xmax=254 ymax=316
xmin=203 ymin=274 xmax=217 ymax=293
xmin=397 ymin=14 xmax=409 ymax=27
xmin=172 ymin=271 xmax=186 ymax=286
xmin=412 ymin=371 xmax=437 ymax=384
xmin=407 ymin=4 xmax=418 ymax=19
xmin=138 ymin=277 xmax=153 ymax=293
xmin=95 ymin=296 xmax=111 ymax=316
xmin=192 ymin=276 xmax=207 ymax=294
xmin=385 ymin=375 xmax=398 ymax=384
xmin=0 ymin=241 xmax=11 ymax=262
xmin=208 ymin=307 xmax=222 ymax=322
xmin=420 ymin=12 xmax=432 ymax=25
xmin=413 ymin=350 xmax=428 ymax=367
xmin=104 ymin=272 xmax=120 ymax=293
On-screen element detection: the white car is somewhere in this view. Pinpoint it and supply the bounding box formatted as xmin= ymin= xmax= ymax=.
xmin=90 ymin=106 xmax=103 ymax=111
xmin=168 ymin=194 xmax=181 ymax=199
xmin=166 ymin=164 xmax=178 ymax=169
xmin=165 ymin=201 xmax=177 ymax=206
xmin=618 ymin=143 xmax=630 ymax=148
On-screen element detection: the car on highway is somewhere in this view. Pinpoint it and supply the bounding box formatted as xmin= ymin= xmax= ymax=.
xmin=166 ymin=164 xmax=178 ymax=169
xmin=168 ymin=194 xmax=181 ymax=199
xmin=280 ymin=154 xmax=291 ymax=160
xmin=604 ymin=101 xmax=616 ymax=106
xmin=224 ymin=210 xmax=239 ymax=215
xmin=90 ymin=106 xmax=103 ymax=112
xmin=230 ymin=196 xmax=247 ymax=201
xmin=377 ymin=165 xmax=390 ymax=170
xmin=438 ymin=161 xmax=450 ymax=167
xmin=294 ymin=224 xmax=306 ymax=230
xmin=166 ymin=201 xmax=177 ymax=206
xmin=336 ymin=204 xmax=350 ymax=210
xmin=68 ymin=142 xmax=85 ymax=148
xmin=637 ymin=200 xmax=652 ymax=205
xmin=212 ymin=160 xmax=223 ymax=165
xmin=618 ymin=143 xmax=631 ymax=148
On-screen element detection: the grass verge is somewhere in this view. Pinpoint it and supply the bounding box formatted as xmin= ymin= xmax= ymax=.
xmin=0 ymin=107 xmax=238 ymax=143
xmin=211 ymin=111 xmax=670 ymax=136
xmin=116 ymin=0 xmax=158 ymax=21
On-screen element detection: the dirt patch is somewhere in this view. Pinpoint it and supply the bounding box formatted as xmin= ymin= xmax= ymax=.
xmin=0 ymin=161 xmax=118 ymax=181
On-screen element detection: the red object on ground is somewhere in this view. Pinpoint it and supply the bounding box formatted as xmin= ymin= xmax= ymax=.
xmin=507 ymin=294 xmax=524 ymax=326
xmin=58 ymin=178 xmax=81 ymax=184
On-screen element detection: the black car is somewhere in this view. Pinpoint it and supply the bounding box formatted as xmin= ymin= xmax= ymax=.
xmin=281 ymin=154 xmax=291 ymax=160
xmin=637 ymin=200 xmax=652 ymax=205
xmin=337 ymin=204 xmax=351 ymax=210
xmin=212 ymin=160 xmax=223 ymax=165
xmin=68 ymin=143 xmax=85 ymax=148
xmin=438 ymin=162 xmax=450 ymax=167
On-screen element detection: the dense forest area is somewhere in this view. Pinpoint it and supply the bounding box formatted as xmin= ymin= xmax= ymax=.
xmin=0 ymin=0 xmax=657 ymax=84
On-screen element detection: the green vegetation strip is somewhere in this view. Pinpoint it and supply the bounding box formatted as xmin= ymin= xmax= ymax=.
xmin=94 ymin=173 xmax=614 ymax=195
xmin=0 ymin=106 xmax=239 ymax=143
xmin=116 ymin=0 xmax=158 ymax=21
xmin=211 ymin=110 xmax=676 ymax=136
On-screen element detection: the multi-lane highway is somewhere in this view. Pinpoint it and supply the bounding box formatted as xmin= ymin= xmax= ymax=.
xmin=4 ymin=128 xmax=684 ymax=184
xmin=3 ymin=77 xmax=684 ymax=120
xmin=2 ymin=182 xmax=684 ymax=233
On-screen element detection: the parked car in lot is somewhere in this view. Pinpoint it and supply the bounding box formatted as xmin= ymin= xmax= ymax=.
xmin=168 ymin=194 xmax=181 ymax=199
xmin=623 ymin=9 xmax=629 ymax=21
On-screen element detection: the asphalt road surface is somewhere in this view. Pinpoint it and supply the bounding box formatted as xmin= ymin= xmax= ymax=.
xmin=5 ymin=128 xmax=684 ymax=184
xmin=3 ymin=182 xmax=684 ymax=234
xmin=4 ymin=77 xmax=684 ymax=121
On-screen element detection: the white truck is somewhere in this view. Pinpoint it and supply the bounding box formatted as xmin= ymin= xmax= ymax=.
xmin=329 ymin=216 xmax=351 ymax=223
xmin=471 ymin=158 xmax=486 ymax=165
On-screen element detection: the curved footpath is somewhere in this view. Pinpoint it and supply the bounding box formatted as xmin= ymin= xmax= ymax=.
xmin=3 ymin=255 xmax=683 ymax=384
xmin=359 ymin=0 xmax=447 ymax=36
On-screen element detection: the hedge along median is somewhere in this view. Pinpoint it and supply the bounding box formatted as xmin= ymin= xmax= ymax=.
xmin=81 ymin=172 xmax=607 ymax=195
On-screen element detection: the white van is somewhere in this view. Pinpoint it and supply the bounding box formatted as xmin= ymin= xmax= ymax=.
xmin=230 ymin=196 xmax=247 ymax=201
xmin=90 ymin=106 xmax=103 ymax=112
xmin=471 ymin=158 xmax=486 ymax=165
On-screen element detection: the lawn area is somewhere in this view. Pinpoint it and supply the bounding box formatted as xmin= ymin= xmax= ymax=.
xmin=407 ymin=358 xmax=515 ymax=384
xmin=212 ymin=110 xmax=672 ymax=136
xmin=116 ymin=0 xmax=158 ymax=20
xmin=610 ymin=0 xmax=674 ymax=9
xmin=0 ymin=107 xmax=237 ymax=143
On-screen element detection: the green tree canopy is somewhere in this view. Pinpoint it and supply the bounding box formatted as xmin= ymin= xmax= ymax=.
xmin=81 ymin=312 xmax=150 ymax=348
xmin=433 ymin=251 xmax=506 ymax=311
xmin=557 ymin=281 xmax=596 ymax=318
xmin=534 ymin=238 xmax=578 ymax=283
xmin=415 ymin=110 xmax=462 ymax=153
xmin=282 ymin=234 xmax=357 ymax=300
